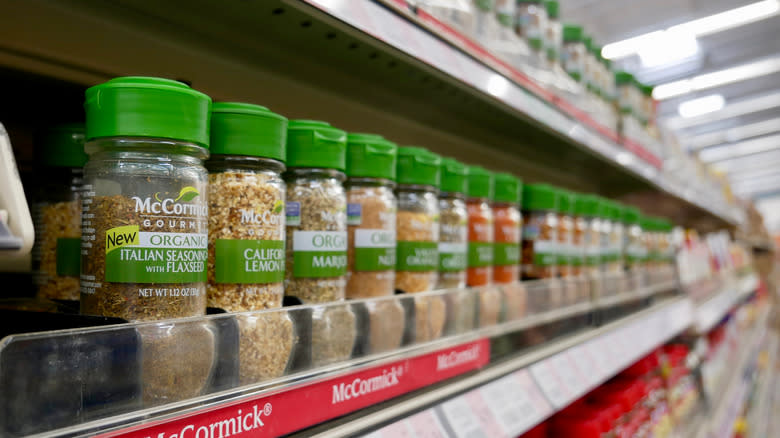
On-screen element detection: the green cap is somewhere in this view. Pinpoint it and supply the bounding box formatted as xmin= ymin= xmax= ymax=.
xmin=467 ymin=166 xmax=494 ymax=199
xmin=615 ymin=71 xmax=634 ymax=86
xmin=574 ymin=194 xmax=601 ymax=217
xmin=563 ymin=24 xmax=583 ymax=42
xmin=209 ymin=102 xmax=287 ymax=161
xmin=493 ymin=173 xmax=521 ymax=204
xmin=286 ymin=120 xmax=347 ymax=170
xmin=640 ymin=84 xmax=654 ymax=97
xmin=557 ymin=189 xmax=573 ymax=214
xmin=36 ymin=124 xmax=88 ymax=168
xmin=583 ymin=35 xmax=593 ymax=52
xmin=85 ymin=76 xmax=211 ymax=147
xmin=397 ymin=146 xmax=441 ymax=187
xmin=611 ymin=203 xmax=625 ymax=222
xmin=346 ymin=133 xmax=397 ymax=180
xmin=522 ymin=183 xmax=557 ymax=211
xmin=596 ymin=199 xmax=614 ymax=220
xmin=440 ymin=158 xmax=468 ymax=194
xmin=545 ymin=1 xmax=559 ymax=19
xmin=623 ymin=207 xmax=640 ymax=224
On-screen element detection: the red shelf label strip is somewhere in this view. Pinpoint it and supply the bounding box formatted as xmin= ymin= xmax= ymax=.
xmin=99 ymin=339 xmax=491 ymax=438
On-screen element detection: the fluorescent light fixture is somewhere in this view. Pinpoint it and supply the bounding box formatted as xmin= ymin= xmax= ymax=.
xmin=638 ymin=30 xmax=699 ymax=68
xmin=486 ymin=74 xmax=510 ymax=98
xmin=654 ymin=57 xmax=780 ymax=100
xmin=603 ymin=0 xmax=779 ymax=60
xmin=664 ymin=90 xmax=780 ymax=129
xmin=687 ymin=117 xmax=780 ymax=149
xmin=678 ymin=94 xmax=725 ymax=118
xmin=699 ymin=133 xmax=780 ymax=162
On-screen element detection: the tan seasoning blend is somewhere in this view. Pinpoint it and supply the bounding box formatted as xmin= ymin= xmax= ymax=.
xmin=206 ymin=102 xmax=294 ymax=385
xmin=437 ymin=158 xmax=468 ymax=290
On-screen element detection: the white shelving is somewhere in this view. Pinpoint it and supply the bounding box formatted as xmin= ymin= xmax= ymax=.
xmin=694 ymin=273 xmax=758 ymax=333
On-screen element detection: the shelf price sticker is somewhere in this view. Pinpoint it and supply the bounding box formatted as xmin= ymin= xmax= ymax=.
xmin=549 ymin=352 xmax=587 ymax=399
xmin=407 ymin=409 xmax=449 ymax=438
xmin=480 ymin=373 xmax=535 ymax=435
xmin=530 ymin=359 xmax=571 ymax=408
xmin=439 ymin=396 xmax=490 ymax=438
xmin=568 ymin=344 xmax=600 ymax=389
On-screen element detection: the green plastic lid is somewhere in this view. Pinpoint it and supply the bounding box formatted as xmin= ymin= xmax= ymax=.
xmin=209 ymin=102 xmax=287 ymax=161
xmin=574 ymin=194 xmax=600 ymax=217
xmin=615 ymin=71 xmax=635 ymax=86
xmin=440 ymin=158 xmax=468 ymax=194
xmin=346 ymin=133 xmax=397 ymax=180
xmin=563 ymin=24 xmax=583 ymax=42
xmin=286 ymin=120 xmax=347 ymax=170
xmin=85 ymin=76 xmax=211 ymax=147
xmin=493 ymin=173 xmax=521 ymax=204
xmin=611 ymin=203 xmax=625 ymax=222
xmin=522 ymin=183 xmax=557 ymax=211
xmin=557 ymin=189 xmax=573 ymax=214
xmin=37 ymin=124 xmax=88 ymax=168
xmin=597 ymin=199 xmax=615 ymax=220
xmin=640 ymin=84 xmax=654 ymax=97
xmin=545 ymin=1 xmax=559 ymax=18
xmin=467 ymin=166 xmax=494 ymax=199
xmin=583 ymin=35 xmax=593 ymax=52
xmin=397 ymin=146 xmax=441 ymax=187
xmin=623 ymin=207 xmax=640 ymax=224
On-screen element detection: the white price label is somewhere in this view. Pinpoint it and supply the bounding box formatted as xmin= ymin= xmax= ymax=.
xmin=480 ymin=375 xmax=534 ymax=435
xmin=530 ymin=360 xmax=570 ymax=408
xmin=549 ymin=352 xmax=586 ymax=399
xmin=440 ymin=397 xmax=487 ymax=438
xmin=569 ymin=344 xmax=600 ymax=389
xmin=407 ymin=410 xmax=449 ymax=438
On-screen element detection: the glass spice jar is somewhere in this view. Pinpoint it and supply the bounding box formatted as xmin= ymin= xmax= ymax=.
xmin=395 ymin=146 xmax=441 ymax=293
xmin=562 ymin=25 xmax=585 ymax=83
xmin=569 ymin=192 xmax=585 ymax=278
xmin=466 ymin=166 xmax=494 ymax=287
xmin=543 ymin=1 xmax=562 ymax=68
xmin=555 ymin=188 xmax=574 ymax=279
xmin=610 ymin=203 xmax=626 ymax=275
xmin=32 ymin=124 xmax=87 ymax=301
xmin=615 ymin=71 xmax=635 ymax=117
xmin=284 ymin=120 xmax=348 ymax=304
xmin=622 ymin=207 xmax=644 ymax=273
xmin=80 ymin=77 xmax=210 ymax=321
xmin=575 ymin=195 xmax=602 ymax=285
xmin=521 ymin=183 xmax=558 ymax=280
xmin=206 ymin=103 xmax=287 ymax=312
xmin=437 ymin=158 xmax=469 ymax=290
xmin=492 ymin=172 xmax=522 ymax=284
xmin=515 ymin=0 xmax=548 ymax=53
xmin=345 ymin=133 xmax=398 ymax=298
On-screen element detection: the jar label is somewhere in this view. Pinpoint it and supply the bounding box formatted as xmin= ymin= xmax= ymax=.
xmin=439 ymin=242 xmax=467 ymax=272
xmin=286 ymin=201 xmax=301 ymax=227
xmin=56 ymin=237 xmax=81 ymax=276
xmin=468 ymin=242 xmax=493 ymax=267
xmin=214 ymin=239 xmax=284 ymax=283
xmin=292 ymin=231 xmax=347 ymax=278
xmin=354 ymin=229 xmax=396 ymax=271
xmin=494 ymin=242 xmax=520 ymax=266
xmin=104 ymin=228 xmax=208 ymax=283
xmin=347 ymin=203 xmax=362 ymax=226
xmin=396 ymin=241 xmax=438 ymax=271
xmin=522 ymin=239 xmax=556 ymax=266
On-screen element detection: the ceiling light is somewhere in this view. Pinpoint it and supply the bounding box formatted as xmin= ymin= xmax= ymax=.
xmin=678 ymin=94 xmax=725 ymax=118
xmin=699 ymin=133 xmax=780 ymax=162
xmin=687 ymin=117 xmax=780 ymax=149
xmin=638 ymin=30 xmax=699 ymax=68
xmin=664 ymin=90 xmax=780 ymax=129
xmin=654 ymin=57 xmax=780 ymax=99
xmin=602 ymin=0 xmax=779 ymax=60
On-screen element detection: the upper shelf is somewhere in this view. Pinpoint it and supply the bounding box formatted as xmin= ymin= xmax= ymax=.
xmin=0 ymin=0 xmax=741 ymax=229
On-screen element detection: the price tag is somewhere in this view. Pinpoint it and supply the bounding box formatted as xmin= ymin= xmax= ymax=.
xmin=530 ymin=359 xmax=570 ymax=408
xmin=585 ymin=340 xmax=610 ymax=376
xmin=439 ymin=397 xmax=486 ymax=438
xmin=569 ymin=345 xmax=600 ymax=389
xmin=367 ymin=419 xmax=415 ymax=438
xmin=480 ymin=374 xmax=531 ymax=435
xmin=463 ymin=391 xmax=506 ymax=437
xmin=550 ymin=352 xmax=586 ymax=399
xmin=407 ymin=410 xmax=449 ymax=438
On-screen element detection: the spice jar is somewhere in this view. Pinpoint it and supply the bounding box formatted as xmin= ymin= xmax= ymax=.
xmin=492 ymin=173 xmax=522 ymax=284
xmin=574 ymin=195 xmax=602 ymax=290
xmin=466 ymin=166 xmax=494 ymax=287
xmin=556 ymin=189 xmax=580 ymax=304
xmin=437 ymin=158 xmax=469 ymax=290
xmin=206 ymin=103 xmax=287 ymax=312
xmin=396 ymin=147 xmax=444 ymax=343
xmin=570 ymin=192 xmax=585 ymax=278
xmin=345 ymin=133 xmax=397 ymax=298
xmin=32 ymin=124 xmax=87 ymax=301
xmin=284 ymin=120 xmax=348 ymax=303
xmin=562 ymin=25 xmax=585 ymax=82
xmin=80 ymin=77 xmax=210 ymax=321
xmin=623 ymin=207 xmax=644 ymax=273
xmin=543 ymin=1 xmax=561 ymax=67
xmin=395 ymin=146 xmax=441 ymax=293
xmin=521 ymin=183 xmax=558 ymax=280
xmin=615 ymin=71 xmax=636 ymax=116
xmin=205 ymin=103 xmax=293 ymax=385
xmin=515 ymin=0 xmax=548 ymax=52
xmin=610 ymin=203 xmax=626 ymax=274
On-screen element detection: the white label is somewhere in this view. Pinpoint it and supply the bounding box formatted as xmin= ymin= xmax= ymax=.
xmin=530 ymin=360 xmax=570 ymax=408
xmin=438 ymin=241 xmax=468 ymax=254
xmin=440 ymin=398 xmax=485 ymax=438
xmin=354 ymin=229 xmax=396 ymax=248
xmin=137 ymin=231 xmax=207 ymax=249
xmin=293 ymin=231 xmax=347 ymax=251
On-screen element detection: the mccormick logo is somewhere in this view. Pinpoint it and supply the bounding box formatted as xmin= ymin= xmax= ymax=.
xmin=436 ymin=344 xmax=482 ymax=371
xmin=132 ymin=186 xmax=208 ymax=217
xmin=239 ymin=200 xmax=284 ymax=226
xmin=142 ymin=403 xmax=272 ymax=438
xmin=331 ymin=366 xmax=403 ymax=404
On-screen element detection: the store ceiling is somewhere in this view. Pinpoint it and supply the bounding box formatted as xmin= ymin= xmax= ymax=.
xmin=561 ymin=0 xmax=780 ymax=200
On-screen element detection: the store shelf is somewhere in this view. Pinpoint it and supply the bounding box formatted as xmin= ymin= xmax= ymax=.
xmin=317 ymin=297 xmax=693 ymax=438
xmin=693 ymin=273 xmax=758 ymax=334
xmin=748 ymin=332 xmax=778 ymax=438
xmin=0 ymin=0 xmax=739 ymax=230
xmin=690 ymin=306 xmax=769 ymax=438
